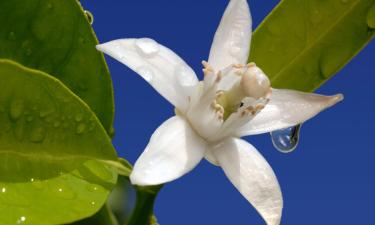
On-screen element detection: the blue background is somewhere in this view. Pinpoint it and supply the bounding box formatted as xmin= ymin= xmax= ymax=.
xmin=82 ymin=1 xmax=374 ymax=225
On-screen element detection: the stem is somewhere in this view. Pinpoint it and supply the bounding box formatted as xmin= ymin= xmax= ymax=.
xmin=125 ymin=185 xmax=162 ymax=225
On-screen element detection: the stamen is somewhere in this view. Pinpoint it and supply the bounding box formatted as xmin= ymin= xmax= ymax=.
xmin=202 ymin=60 xmax=214 ymax=76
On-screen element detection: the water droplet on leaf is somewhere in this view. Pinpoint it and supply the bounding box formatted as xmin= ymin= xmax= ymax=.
xmin=8 ymin=32 xmax=16 ymax=41
xmin=9 ymin=100 xmax=24 ymax=121
xmin=76 ymin=123 xmax=86 ymax=134
xmin=55 ymin=185 xmax=75 ymax=200
xmin=135 ymin=38 xmax=160 ymax=58
xmin=136 ymin=66 xmax=154 ymax=82
xmin=270 ymin=124 xmax=301 ymax=153
xmin=310 ymin=10 xmax=322 ymax=25
xmin=29 ymin=127 xmax=46 ymax=143
xmin=84 ymin=10 xmax=94 ymax=25
xmin=16 ymin=216 xmax=26 ymax=224
xmin=75 ymin=114 xmax=83 ymax=122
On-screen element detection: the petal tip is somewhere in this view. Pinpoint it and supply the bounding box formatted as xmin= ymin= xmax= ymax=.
xmin=329 ymin=93 xmax=344 ymax=107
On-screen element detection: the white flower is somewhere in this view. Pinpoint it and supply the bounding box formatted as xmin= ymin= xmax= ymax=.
xmin=97 ymin=1 xmax=343 ymax=225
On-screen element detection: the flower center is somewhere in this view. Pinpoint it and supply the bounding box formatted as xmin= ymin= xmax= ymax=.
xmin=213 ymin=63 xmax=271 ymax=120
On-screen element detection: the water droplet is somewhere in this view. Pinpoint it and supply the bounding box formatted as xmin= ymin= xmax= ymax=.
xmin=175 ymin=64 xmax=196 ymax=86
xmin=8 ymin=32 xmax=16 ymax=41
xmin=39 ymin=109 xmax=54 ymax=118
xmin=90 ymin=201 xmax=96 ymax=207
xmin=229 ymin=41 xmax=241 ymax=57
xmin=270 ymin=124 xmax=301 ymax=153
xmin=367 ymin=2 xmax=375 ymax=29
xmin=76 ymin=123 xmax=86 ymax=134
xmin=16 ymin=216 xmax=26 ymax=224
xmin=1 ymin=187 xmax=6 ymax=193
xmin=84 ymin=10 xmax=94 ymax=25
xmin=135 ymin=38 xmax=160 ymax=58
xmin=86 ymin=184 xmax=104 ymax=193
xmin=136 ymin=66 xmax=154 ymax=82
xmin=25 ymin=48 xmax=32 ymax=56
xmin=47 ymin=3 xmax=53 ymax=9
xmin=26 ymin=115 xmax=34 ymax=122
xmin=75 ymin=114 xmax=83 ymax=122
xmin=88 ymin=122 xmax=95 ymax=131
xmin=310 ymin=10 xmax=322 ymax=25
xmin=29 ymin=127 xmax=46 ymax=143
xmin=55 ymin=185 xmax=75 ymax=199
xmin=31 ymin=179 xmax=43 ymax=189
xmin=9 ymin=100 xmax=24 ymax=121
xmin=78 ymin=36 xmax=86 ymax=44
xmin=78 ymin=81 xmax=88 ymax=91
xmin=53 ymin=121 xmax=61 ymax=128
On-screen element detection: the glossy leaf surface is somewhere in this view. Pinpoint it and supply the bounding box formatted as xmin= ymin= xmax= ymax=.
xmin=0 ymin=60 xmax=118 ymax=225
xmin=0 ymin=0 xmax=114 ymax=132
xmin=250 ymin=0 xmax=375 ymax=91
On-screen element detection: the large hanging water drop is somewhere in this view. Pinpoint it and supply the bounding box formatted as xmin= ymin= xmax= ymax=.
xmin=270 ymin=124 xmax=301 ymax=153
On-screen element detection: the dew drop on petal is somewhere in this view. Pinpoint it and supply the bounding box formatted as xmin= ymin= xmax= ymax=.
xmin=175 ymin=64 xmax=196 ymax=86
xmin=136 ymin=66 xmax=154 ymax=82
xmin=270 ymin=124 xmax=301 ymax=153
xmin=135 ymin=38 xmax=160 ymax=58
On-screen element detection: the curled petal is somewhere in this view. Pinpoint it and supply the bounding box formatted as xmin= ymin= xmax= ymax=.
xmin=236 ymin=89 xmax=344 ymax=136
xmin=97 ymin=38 xmax=198 ymax=112
xmin=130 ymin=116 xmax=206 ymax=186
xmin=212 ymin=138 xmax=283 ymax=225
xmin=208 ymin=0 xmax=252 ymax=71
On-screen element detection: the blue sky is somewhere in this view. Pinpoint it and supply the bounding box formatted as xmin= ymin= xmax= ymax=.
xmin=82 ymin=1 xmax=375 ymax=224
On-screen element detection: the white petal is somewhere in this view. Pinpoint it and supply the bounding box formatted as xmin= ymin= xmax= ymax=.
xmin=130 ymin=116 xmax=206 ymax=186
xmin=236 ymin=89 xmax=344 ymax=136
xmin=208 ymin=0 xmax=252 ymax=71
xmin=212 ymin=138 xmax=283 ymax=225
xmin=97 ymin=38 xmax=198 ymax=112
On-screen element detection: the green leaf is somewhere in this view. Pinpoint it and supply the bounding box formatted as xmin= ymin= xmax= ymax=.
xmin=0 ymin=0 xmax=114 ymax=133
xmin=0 ymin=59 xmax=118 ymax=225
xmin=68 ymin=204 xmax=119 ymax=225
xmin=250 ymin=0 xmax=375 ymax=91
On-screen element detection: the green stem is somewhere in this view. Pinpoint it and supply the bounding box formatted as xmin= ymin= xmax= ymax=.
xmin=125 ymin=185 xmax=162 ymax=225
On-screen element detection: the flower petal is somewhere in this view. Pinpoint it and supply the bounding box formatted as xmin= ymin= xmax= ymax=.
xmin=130 ymin=116 xmax=206 ymax=186
xmin=236 ymin=89 xmax=344 ymax=136
xmin=208 ymin=0 xmax=252 ymax=71
xmin=97 ymin=38 xmax=198 ymax=112
xmin=212 ymin=138 xmax=283 ymax=225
